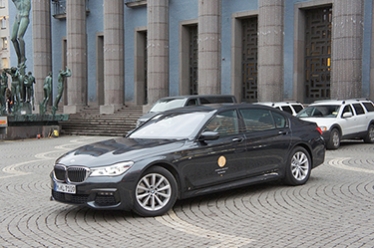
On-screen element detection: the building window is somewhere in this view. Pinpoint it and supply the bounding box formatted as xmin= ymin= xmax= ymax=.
xmin=1 ymin=17 xmax=6 ymax=29
xmin=2 ymin=58 xmax=9 ymax=69
xmin=2 ymin=37 xmax=7 ymax=50
xmin=0 ymin=0 xmax=5 ymax=8
xmin=304 ymin=6 xmax=332 ymax=102
xmin=180 ymin=21 xmax=198 ymax=95
xmin=134 ymin=29 xmax=147 ymax=105
xmin=188 ymin=25 xmax=198 ymax=95
xmin=241 ymin=17 xmax=258 ymax=103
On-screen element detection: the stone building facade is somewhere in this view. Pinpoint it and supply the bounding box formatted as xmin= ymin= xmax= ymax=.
xmin=8 ymin=0 xmax=374 ymax=114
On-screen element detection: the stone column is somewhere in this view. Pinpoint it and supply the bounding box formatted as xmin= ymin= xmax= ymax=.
xmin=32 ymin=0 xmax=52 ymax=112
xmin=146 ymin=0 xmax=169 ymax=107
xmin=331 ymin=0 xmax=363 ymax=99
xmin=198 ymin=0 xmax=221 ymax=95
xmin=100 ymin=0 xmax=124 ymax=114
xmin=64 ymin=0 xmax=87 ymax=114
xmin=257 ymin=0 xmax=284 ymax=102
xmin=369 ymin=2 xmax=374 ymax=100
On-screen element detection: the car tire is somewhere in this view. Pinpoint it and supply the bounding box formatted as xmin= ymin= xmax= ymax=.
xmin=364 ymin=124 xmax=374 ymax=143
xmin=132 ymin=166 xmax=178 ymax=217
xmin=283 ymin=147 xmax=311 ymax=186
xmin=327 ymin=128 xmax=340 ymax=150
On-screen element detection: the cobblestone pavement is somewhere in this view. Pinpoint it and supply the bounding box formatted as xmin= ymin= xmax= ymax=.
xmin=0 ymin=136 xmax=374 ymax=248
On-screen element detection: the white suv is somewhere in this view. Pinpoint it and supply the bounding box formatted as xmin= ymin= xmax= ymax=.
xmin=255 ymin=102 xmax=304 ymax=116
xmin=297 ymin=99 xmax=374 ymax=149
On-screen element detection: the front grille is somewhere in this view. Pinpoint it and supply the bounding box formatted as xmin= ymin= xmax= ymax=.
xmin=52 ymin=191 xmax=89 ymax=204
xmin=54 ymin=164 xmax=90 ymax=183
xmin=67 ymin=167 xmax=89 ymax=182
xmin=54 ymin=165 xmax=66 ymax=180
xmin=95 ymin=195 xmax=119 ymax=206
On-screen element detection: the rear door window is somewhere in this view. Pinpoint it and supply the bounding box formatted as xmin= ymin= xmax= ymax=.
xmin=281 ymin=106 xmax=293 ymax=115
xmin=240 ymin=109 xmax=276 ymax=132
xmin=352 ymin=103 xmax=365 ymax=115
xmin=186 ymin=99 xmax=198 ymax=106
xmin=272 ymin=111 xmax=287 ymax=128
xmin=362 ymin=102 xmax=374 ymax=112
xmin=292 ymin=104 xmax=304 ymax=113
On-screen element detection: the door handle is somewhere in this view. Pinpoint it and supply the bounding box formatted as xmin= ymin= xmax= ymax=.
xmin=232 ymin=137 xmax=244 ymax=142
xmin=278 ymin=130 xmax=288 ymax=135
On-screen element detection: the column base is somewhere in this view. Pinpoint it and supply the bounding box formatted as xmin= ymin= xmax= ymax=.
xmin=100 ymin=104 xmax=122 ymax=114
xmin=63 ymin=105 xmax=83 ymax=114
xmin=142 ymin=104 xmax=153 ymax=114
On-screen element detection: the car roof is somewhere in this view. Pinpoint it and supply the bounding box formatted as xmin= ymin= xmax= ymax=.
xmin=256 ymin=101 xmax=303 ymax=106
xmin=156 ymin=102 xmax=284 ymax=116
xmin=310 ymin=98 xmax=373 ymax=105
xmin=156 ymin=94 xmax=236 ymax=101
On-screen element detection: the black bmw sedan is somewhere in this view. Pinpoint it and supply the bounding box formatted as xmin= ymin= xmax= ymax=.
xmin=51 ymin=103 xmax=325 ymax=217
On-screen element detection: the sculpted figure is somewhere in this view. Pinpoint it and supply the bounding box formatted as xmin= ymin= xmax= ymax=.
xmin=5 ymin=88 xmax=12 ymax=113
xmin=52 ymin=67 xmax=71 ymax=115
xmin=0 ymin=74 xmax=8 ymax=114
xmin=11 ymin=0 xmax=31 ymax=66
xmin=4 ymin=67 xmax=22 ymax=111
xmin=41 ymin=72 xmax=52 ymax=114
xmin=24 ymin=71 xmax=35 ymax=110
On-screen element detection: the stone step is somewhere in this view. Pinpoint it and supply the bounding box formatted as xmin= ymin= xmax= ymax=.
xmin=61 ymin=105 xmax=143 ymax=136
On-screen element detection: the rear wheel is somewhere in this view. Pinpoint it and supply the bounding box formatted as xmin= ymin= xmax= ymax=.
xmin=327 ymin=128 xmax=340 ymax=150
xmin=364 ymin=124 xmax=374 ymax=143
xmin=132 ymin=166 xmax=177 ymax=217
xmin=283 ymin=147 xmax=311 ymax=186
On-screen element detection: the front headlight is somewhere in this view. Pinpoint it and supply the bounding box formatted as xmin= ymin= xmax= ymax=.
xmin=319 ymin=126 xmax=328 ymax=132
xmin=90 ymin=161 xmax=134 ymax=177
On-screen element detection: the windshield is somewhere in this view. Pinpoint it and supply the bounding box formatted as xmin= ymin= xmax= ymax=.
xmin=130 ymin=112 xmax=209 ymax=139
xmin=297 ymin=105 xmax=340 ymax=118
xmin=149 ymin=99 xmax=187 ymax=113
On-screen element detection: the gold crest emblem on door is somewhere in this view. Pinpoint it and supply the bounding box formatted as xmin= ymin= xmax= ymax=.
xmin=217 ymin=156 xmax=226 ymax=168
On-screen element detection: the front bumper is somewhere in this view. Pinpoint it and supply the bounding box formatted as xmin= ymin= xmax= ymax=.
xmin=322 ymin=130 xmax=330 ymax=143
xmin=50 ymin=173 xmax=134 ymax=211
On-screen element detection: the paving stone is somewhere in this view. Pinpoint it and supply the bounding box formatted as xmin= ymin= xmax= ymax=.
xmin=1 ymin=137 xmax=374 ymax=247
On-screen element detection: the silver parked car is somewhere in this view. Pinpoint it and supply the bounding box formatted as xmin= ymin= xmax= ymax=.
xmin=136 ymin=95 xmax=237 ymax=127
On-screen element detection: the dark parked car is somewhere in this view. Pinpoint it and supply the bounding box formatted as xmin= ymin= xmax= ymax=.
xmin=136 ymin=94 xmax=237 ymax=127
xmin=51 ymin=104 xmax=325 ymax=217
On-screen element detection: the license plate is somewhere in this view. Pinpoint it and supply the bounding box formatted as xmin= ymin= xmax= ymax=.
xmin=54 ymin=182 xmax=76 ymax=194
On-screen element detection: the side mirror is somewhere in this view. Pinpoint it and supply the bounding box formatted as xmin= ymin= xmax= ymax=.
xmin=199 ymin=131 xmax=219 ymax=141
xmin=342 ymin=112 xmax=352 ymax=118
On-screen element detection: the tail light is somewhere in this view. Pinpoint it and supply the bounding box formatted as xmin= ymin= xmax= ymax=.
xmin=316 ymin=126 xmax=323 ymax=135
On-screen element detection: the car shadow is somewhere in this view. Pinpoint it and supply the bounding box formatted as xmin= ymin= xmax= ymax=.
xmin=57 ymin=178 xmax=326 ymax=219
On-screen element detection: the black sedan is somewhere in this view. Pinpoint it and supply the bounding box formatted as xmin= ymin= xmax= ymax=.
xmin=51 ymin=104 xmax=325 ymax=217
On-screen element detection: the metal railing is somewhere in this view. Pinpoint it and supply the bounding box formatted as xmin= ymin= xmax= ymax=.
xmin=125 ymin=0 xmax=145 ymax=3
xmin=52 ymin=0 xmax=90 ymax=18
xmin=125 ymin=0 xmax=147 ymax=8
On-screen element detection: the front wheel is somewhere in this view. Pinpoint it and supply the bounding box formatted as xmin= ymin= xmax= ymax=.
xmin=364 ymin=124 xmax=374 ymax=143
xmin=132 ymin=166 xmax=177 ymax=217
xmin=283 ymin=147 xmax=311 ymax=186
xmin=327 ymin=128 xmax=340 ymax=150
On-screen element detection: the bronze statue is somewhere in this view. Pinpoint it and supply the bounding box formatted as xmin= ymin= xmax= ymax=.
xmin=4 ymin=67 xmax=22 ymax=112
xmin=52 ymin=67 xmax=71 ymax=115
xmin=24 ymin=71 xmax=35 ymax=110
xmin=5 ymin=88 xmax=12 ymax=113
xmin=40 ymin=72 xmax=52 ymax=115
xmin=11 ymin=0 xmax=31 ymax=66
xmin=0 ymin=73 xmax=8 ymax=114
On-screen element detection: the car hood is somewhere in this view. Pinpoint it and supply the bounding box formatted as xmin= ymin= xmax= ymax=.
xmin=55 ymin=137 xmax=185 ymax=167
xmin=299 ymin=117 xmax=336 ymax=129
